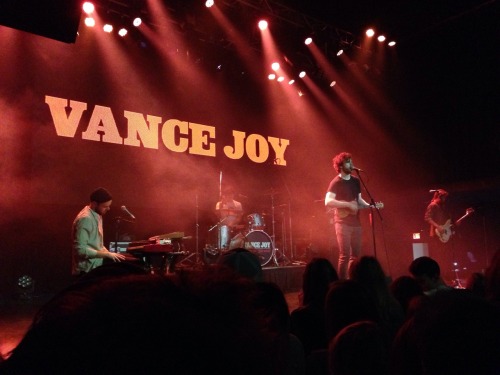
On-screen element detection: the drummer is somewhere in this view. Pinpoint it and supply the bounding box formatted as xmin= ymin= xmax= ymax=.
xmin=215 ymin=186 xmax=243 ymax=250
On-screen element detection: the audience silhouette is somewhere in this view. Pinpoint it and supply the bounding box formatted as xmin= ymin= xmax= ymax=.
xmin=290 ymin=258 xmax=338 ymax=355
xmin=390 ymin=289 xmax=500 ymax=375
xmin=328 ymin=320 xmax=389 ymax=375
xmin=3 ymin=252 xmax=499 ymax=375
xmin=349 ymin=256 xmax=405 ymax=340
xmin=0 ymin=265 xmax=276 ymax=375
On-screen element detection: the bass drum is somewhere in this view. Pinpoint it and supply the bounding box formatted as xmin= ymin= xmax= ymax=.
xmin=243 ymin=230 xmax=274 ymax=266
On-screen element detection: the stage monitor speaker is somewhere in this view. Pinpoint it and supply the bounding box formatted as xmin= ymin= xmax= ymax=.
xmin=0 ymin=0 xmax=81 ymax=43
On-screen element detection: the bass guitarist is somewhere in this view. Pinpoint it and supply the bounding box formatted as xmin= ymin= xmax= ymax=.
xmin=325 ymin=152 xmax=372 ymax=279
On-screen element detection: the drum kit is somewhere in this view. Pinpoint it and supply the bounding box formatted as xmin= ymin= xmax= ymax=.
xmin=205 ymin=211 xmax=275 ymax=266
xmin=204 ymin=186 xmax=290 ymax=267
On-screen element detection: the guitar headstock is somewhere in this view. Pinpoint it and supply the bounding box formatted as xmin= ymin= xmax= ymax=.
xmin=370 ymin=202 xmax=384 ymax=209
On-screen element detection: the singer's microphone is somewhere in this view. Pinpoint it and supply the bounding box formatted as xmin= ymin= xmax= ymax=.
xmin=352 ymin=166 xmax=364 ymax=172
xmin=121 ymin=205 xmax=136 ymax=220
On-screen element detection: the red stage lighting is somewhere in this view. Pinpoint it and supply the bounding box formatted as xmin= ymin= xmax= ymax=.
xmin=133 ymin=17 xmax=142 ymax=27
xmin=84 ymin=17 xmax=95 ymax=27
xmin=258 ymin=20 xmax=268 ymax=30
xmin=82 ymin=2 xmax=94 ymax=14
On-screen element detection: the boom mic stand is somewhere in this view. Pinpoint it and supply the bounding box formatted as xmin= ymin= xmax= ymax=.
xmin=354 ymin=169 xmax=383 ymax=258
xmin=113 ymin=216 xmax=135 ymax=252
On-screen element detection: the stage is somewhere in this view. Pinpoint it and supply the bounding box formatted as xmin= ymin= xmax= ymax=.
xmin=262 ymin=264 xmax=305 ymax=293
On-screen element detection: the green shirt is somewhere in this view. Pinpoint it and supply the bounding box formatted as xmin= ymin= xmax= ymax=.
xmin=72 ymin=205 xmax=104 ymax=274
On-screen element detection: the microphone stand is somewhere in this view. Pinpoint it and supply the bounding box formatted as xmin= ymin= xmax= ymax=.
xmin=354 ymin=170 xmax=383 ymax=258
xmin=114 ymin=216 xmax=122 ymax=254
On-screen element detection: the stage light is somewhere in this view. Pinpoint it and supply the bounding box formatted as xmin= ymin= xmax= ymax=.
xmin=377 ymin=35 xmax=386 ymax=42
xmin=277 ymin=76 xmax=284 ymax=82
xmin=205 ymin=0 xmax=214 ymax=7
xmin=17 ymin=274 xmax=35 ymax=300
xmin=118 ymin=28 xmax=128 ymax=37
xmin=83 ymin=2 xmax=95 ymax=14
xmin=288 ymin=79 xmax=295 ymax=85
xmin=388 ymin=41 xmax=396 ymax=47
xmin=298 ymin=91 xmax=304 ymax=97
xmin=412 ymin=233 xmax=421 ymax=240
xmin=330 ymin=81 xmax=337 ymax=87
xmin=271 ymin=62 xmax=280 ymax=71
xmin=366 ymin=28 xmax=375 ymax=37
xmin=103 ymin=24 xmax=113 ymax=33
xmin=299 ymin=71 xmax=306 ymax=78
xmin=258 ymin=20 xmax=268 ymax=31
xmin=268 ymin=73 xmax=276 ymax=80
xmin=304 ymin=37 xmax=312 ymax=45
xmin=133 ymin=17 xmax=142 ymax=27
xmin=84 ymin=17 xmax=96 ymax=27
xmin=336 ymin=49 xmax=343 ymax=56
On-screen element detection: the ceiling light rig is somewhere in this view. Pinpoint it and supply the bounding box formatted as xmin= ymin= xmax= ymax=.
xmin=81 ymin=1 xmax=145 ymax=37
xmin=78 ymin=1 xmax=394 ymax=93
xmin=365 ymin=27 xmax=396 ymax=47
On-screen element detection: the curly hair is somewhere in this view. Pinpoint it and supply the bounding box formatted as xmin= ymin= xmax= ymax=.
xmin=332 ymin=152 xmax=352 ymax=173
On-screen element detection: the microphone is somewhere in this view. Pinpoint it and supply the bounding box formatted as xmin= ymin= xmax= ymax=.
xmin=429 ymin=189 xmax=438 ymax=193
xmin=352 ymin=166 xmax=364 ymax=172
xmin=121 ymin=205 xmax=136 ymax=220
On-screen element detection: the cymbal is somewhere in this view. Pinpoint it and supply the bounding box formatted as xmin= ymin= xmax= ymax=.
xmin=149 ymin=231 xmax=185 ymax=240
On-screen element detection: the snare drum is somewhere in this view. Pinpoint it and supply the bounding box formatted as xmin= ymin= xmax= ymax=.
xmin=247 ymin=213 xmax=266 ymax=231
xmin=243 ymin=230 xmax=274 ymax=266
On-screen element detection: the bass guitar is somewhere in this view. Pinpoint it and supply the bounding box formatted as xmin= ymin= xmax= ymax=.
xmin=435 ymin=207 xmax=474 ymax=243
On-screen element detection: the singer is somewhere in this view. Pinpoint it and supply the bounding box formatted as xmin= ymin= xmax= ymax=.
xmin=72 ymin=187 xmax=126 ymax=275
xmin=324 ymin=152 xmax=371 ymax=279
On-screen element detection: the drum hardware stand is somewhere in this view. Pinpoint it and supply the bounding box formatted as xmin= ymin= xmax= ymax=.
xmin=275 ymin=204 xmax=292 ymax=266
xmin=267 ymin=188 xmax=284 ymax=267
xmin=452 ymin=262 xmax=465 ymax=289
xmin=177 ymin=193 xmax=204 ymax=269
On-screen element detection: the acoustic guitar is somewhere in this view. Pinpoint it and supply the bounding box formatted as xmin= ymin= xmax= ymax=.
xmin=435 ymin=207 xmax=474 ymax=243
